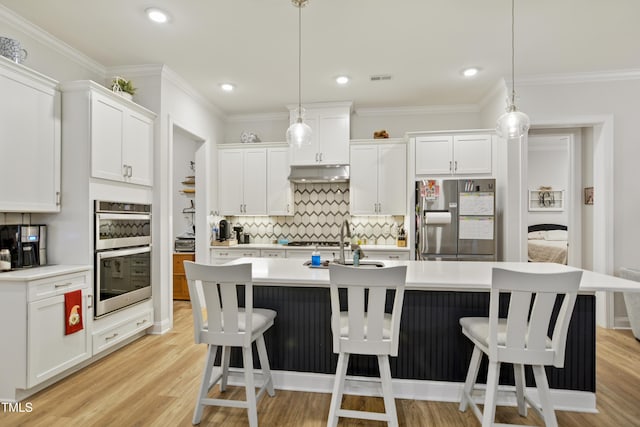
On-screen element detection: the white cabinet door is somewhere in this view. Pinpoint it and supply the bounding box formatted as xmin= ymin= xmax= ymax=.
xmin=350 ymin=142 xmax=406 ymax=215
xmin=123 ymin=110 xmax=154 ymax=186
xmin=377 ymin=143 xmax=407 ymax=215
xmin=91 ymin=91 xmax=154 ymax=186
xmin=415 ymin=134 xmax=493 ymax=176
xmin=27 ymin=288 xmax=91 ymax=388
xmin=243 ymin=148 xmax=267 ymax=215
xmin=318 ymin=113 xmax=349 ymax=164
xmin=218 ymin=149 xmax=244 ymax=215
xmin=415 ymin=135 xmax=453 ymax=175
xmin=349 ymin=145 xmax=379 ymax=215
xmin=289 ymin=104 xmax=350 ymax=165
xmin=290 ymin=114 xmax=319 ymax=165
xmin=91 ymin=93 xmax=126 ymax=182
xmin=453 ymin=134 xmax=492 ymax=174
xmin=218 ymin=148 xmax=267 ymax=215
xmin=0 ymin=61 xmax=61 ymax=212
xmin=267 ymin=147 xmax=294 ymax=215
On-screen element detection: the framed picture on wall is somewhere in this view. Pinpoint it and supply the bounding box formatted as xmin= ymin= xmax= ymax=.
xmin=584 ymin=187 xmax=594 ymax=205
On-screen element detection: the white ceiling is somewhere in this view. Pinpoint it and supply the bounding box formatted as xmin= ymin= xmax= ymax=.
xmin=1 ymin=0 xmax=639 ymax=116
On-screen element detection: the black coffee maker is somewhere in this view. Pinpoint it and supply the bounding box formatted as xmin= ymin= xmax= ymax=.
xmin=0 ymin=224 xmax=47 ymax=268
xmin=218 ymin=219 xmax=230 ymax=241
xmin=233 ymin=225 xmax=244 ymax=243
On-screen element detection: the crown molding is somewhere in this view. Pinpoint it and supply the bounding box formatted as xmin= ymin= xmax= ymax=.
xmin=355 ymin=104 xmax=479 ymax=117
xmin=516 ymin=69 xmax=640 ymax=86
xmin=0 ymin=4 xmax=106 ymax=78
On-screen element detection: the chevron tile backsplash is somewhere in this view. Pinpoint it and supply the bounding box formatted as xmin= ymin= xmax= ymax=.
xmin=227 ymin=183 xmax=404 ymax=244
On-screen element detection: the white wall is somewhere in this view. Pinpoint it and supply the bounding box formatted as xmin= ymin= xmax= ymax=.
xmin=527 ymin=135 xmax=570 ymax=226
xmin=224 ymin=107 xmax=482 ymax=143
xmin=518 ymin=78 xmax=640 ymax=276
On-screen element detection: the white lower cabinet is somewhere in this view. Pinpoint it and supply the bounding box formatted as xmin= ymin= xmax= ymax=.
xmin=92 ymin=309 xmax=153 ymax=355
xmin=261 ymin=249 xmax=286 ymax=258
xmin=0 ymin=268 xmax=92 ymax=401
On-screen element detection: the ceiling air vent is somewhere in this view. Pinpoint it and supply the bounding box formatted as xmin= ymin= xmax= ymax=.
xmin=370 ymin=74 xmax=392 ymax=82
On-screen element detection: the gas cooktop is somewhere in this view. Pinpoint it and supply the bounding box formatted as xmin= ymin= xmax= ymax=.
xmin=286 ymin=241 xmax=348 ymax=247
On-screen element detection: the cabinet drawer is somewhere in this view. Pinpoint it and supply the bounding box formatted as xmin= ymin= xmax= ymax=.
xmin=92 ymin=310 xmax=152 ymax=355
xmin=261 ymin=249 xmax=286 ymax=258
xmin=28 ymin=272 xmax=89 ymax=302
xmin=212 ymin=249 xmax=260 ymax=258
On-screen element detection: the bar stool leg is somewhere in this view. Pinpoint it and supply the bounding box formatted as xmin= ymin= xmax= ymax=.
xmin=459 ymin=345 xmax=482 ymax=412
xmin=378 ymin=354 xmax=398 ymax=427
xmin=193 ymin=344 xmax=217 ymax=425
xmin=243 ymin=345 xmax=258 ymax=427
xmin=481 ymin=361 xmax=500 ymax=427
xmin=220 ymin=346 xmax=231 ymax=392
xmin=256 ymin=335 xmax=275 ymax=396
xmin=532 ymin=365 xmax=558 ymax=427
xmin=328 ymin=352 xmax=350 ymax=427
xmin=513 ymin=363 xmax=527 ymax=417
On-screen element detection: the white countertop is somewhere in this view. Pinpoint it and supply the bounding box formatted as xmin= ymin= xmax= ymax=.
xmin=222 ymin=258 xmax=640 ymax=293
xmin=0 ymin=265 xmax=92 ymax=282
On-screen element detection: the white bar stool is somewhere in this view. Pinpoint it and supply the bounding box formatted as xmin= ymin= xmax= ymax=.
xmin=458 ymin=267 xmax=583 ymax=427
xmin=183 ymin=261 xmax=276 ymax=426
xmin=327 ymin=264 xmax=407 ymax=427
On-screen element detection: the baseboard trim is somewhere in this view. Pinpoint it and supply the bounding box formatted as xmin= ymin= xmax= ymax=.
xmin=222 ymin=369 xmax=597 ymax=413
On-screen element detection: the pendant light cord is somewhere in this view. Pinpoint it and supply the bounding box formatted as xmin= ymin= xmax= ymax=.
xmin=297 ymin=4 xmax=302 ymax=114
xmin=510 ymin=0 xmax=516 ymax=105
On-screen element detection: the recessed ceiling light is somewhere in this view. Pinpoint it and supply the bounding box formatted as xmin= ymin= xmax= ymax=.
xmin=462 ymin=67 xmax=480 ymax=78
xmin=146 ymin=8 xmax=169 ymax=23
xmin=336 ymin=76 xmax=350 ymax=85
xmin=220 ymin=83 xmax=235 ymax=92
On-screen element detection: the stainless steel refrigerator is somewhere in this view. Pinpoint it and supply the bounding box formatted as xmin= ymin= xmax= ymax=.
xmin=415 ymin=178 xmax=496 ymax=261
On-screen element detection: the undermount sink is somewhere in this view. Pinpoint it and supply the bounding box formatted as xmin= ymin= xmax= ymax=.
xmin=303 ymin=260 xmax=386 ymax=269
xmin=337 ymin=260 xmax=386 ymax=268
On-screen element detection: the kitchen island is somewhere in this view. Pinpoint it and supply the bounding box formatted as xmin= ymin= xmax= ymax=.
xmin=209 ymin=258 xmax=640 ymax=412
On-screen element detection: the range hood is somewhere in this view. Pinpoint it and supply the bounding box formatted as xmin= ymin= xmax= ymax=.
xmin=288 ymin=165 xmax=350 ymax=183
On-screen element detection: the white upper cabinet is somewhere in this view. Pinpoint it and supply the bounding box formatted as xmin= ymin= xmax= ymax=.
xmin=267 ymin=146 xmax=294 ymax=216
xmin=0 ymin=58 xmax=61 ymax=212
xmin=415 ymin=133 xmax=492 ymax=176
xmin=91 ymin=91 xmax=154 ymax=186
xmin=218 ymin=147 xmax=267 ymax=215
xmin=61 ymin=81 xmax=156 ymax=188
xmin=350 ymin=140 xmax=407 ymax=215
xmin=289 ymin=102 xmax=351 ymax=166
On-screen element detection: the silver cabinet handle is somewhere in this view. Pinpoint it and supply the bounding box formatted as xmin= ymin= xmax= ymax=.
xmin=55 ymin=282 xmax=73 ymax=288
xmin=87 ymin=294 xmax=93 ymax=309
xmin=287 ymin=203 xmax=290 ymax=213
xmin=315 ymin=153 xmax=319 ymax=162
xmin=449 ymin=161 xmax=453 ymax=173
xmin=136 ymin=319 xmax=148 ymax=327
xmin=319 ymin=152 xmax=323 ymax=162
xmin=123 ymin=164 xmax=129 ymax=177
xmin=105 ymin=333 xmax=119 ymax=341
xmin=389 ymin=255 xmax=400 ymax=259
xmin=454 ymin=161 xmax=458 ymax=171
xmin=56 ymin=191 xmax=61 ymax=206
xmin=128 ymin=165 xmax=133 ymax=177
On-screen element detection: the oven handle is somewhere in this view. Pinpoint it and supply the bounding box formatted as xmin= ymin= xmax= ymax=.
xmin=96 ymin=213 xmax=152 ymax=221
xmin=96 ymin=245 xmax=151 ymax=260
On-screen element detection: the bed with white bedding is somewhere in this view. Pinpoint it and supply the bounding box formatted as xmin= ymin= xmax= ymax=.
xmin=527 ymin=224 xmax=568 ymax=264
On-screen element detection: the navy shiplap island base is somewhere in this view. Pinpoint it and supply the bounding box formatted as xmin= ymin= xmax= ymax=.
xmin=213 ymin=258 xmax=640 ymax=413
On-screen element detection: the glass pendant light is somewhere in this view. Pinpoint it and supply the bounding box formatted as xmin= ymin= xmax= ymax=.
xmin=286 ymin=0 xmax=313 ymax=147
xmin=496 ymin=0 xmax=530 ymax=140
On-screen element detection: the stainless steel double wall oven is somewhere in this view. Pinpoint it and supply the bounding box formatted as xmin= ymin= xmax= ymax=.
xmin=94 ymin=200 xmax=152 ymax=318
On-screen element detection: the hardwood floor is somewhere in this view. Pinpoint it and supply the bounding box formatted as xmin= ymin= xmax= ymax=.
xmin=1 ymin=301 xmax=639 ymax=426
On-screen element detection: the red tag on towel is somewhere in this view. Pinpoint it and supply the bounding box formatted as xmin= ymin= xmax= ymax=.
xmin=65 ymin=290 xmax=83 ymax=335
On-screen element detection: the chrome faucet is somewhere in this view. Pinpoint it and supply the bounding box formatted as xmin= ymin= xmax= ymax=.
xmin=339 ymin=219 xmax=351 ymax=264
